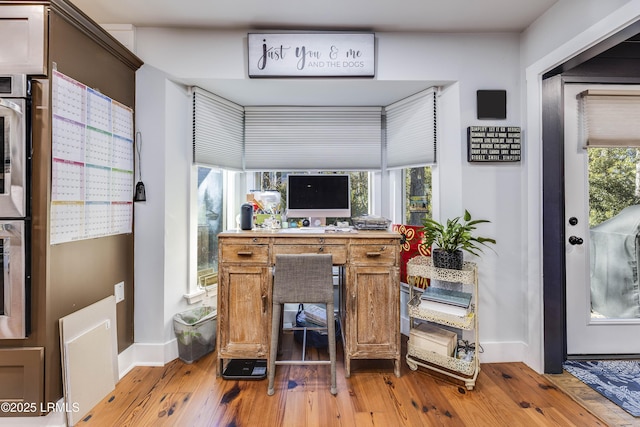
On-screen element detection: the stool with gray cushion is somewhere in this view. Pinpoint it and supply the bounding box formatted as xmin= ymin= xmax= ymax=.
xmin=267 ymin=254 xmax=337 ymax=395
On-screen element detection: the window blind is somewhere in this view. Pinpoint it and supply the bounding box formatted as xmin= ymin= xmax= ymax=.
xmin=385 ymin=88 xmax=437 ymax=168
xmin=580 ymin=89 xmax=640 ymax=147
xmin=244 ymin=106 xmax=382 ymax=171
xmin=192 ymin=87 xmax=244 ymax=169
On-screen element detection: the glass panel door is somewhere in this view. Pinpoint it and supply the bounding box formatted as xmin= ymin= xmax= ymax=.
xmin=565 ymin=83 xmax=640 ymax=355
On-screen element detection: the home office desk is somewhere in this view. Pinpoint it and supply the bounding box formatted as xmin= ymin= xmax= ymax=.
xmin=216 ymin=228 xmax=401 ymax=378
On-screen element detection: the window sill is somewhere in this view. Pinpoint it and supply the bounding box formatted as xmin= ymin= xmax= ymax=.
xmin=183 ymin=284 xmax=218 ymax=305
xmin=184 ymin=289 xmax=206 ymax=304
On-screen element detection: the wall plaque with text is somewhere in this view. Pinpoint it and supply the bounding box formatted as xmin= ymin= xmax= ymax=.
xmin=467 ymin=126 xmax=521 ymax=162
xmin=247 ymin=33 xmax=375 ymax=78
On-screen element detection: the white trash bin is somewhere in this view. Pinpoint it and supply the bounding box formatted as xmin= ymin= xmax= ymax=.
xmin=173 ymin=306 xmax=216 ymax=363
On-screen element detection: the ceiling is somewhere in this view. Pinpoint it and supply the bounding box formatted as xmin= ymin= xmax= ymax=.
xmin=68 ymin=0 xmax=559 ymax=106
xmin=69 ymin=0 xmax=558 ymax=32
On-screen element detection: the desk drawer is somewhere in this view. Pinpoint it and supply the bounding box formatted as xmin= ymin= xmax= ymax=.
xmin=350 ymin=244 xmax=397 ymax=265
xmin=272 ymin=244 xmax=347 ymax=264
xmin=219 ymin=236 xmax=270 ymax=245
xmin=221 ymin=244 xmax=270 ymax=264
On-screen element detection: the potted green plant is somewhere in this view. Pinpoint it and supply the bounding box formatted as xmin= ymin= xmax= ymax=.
xmin=420 ymin=210 xmax=496 ymax=269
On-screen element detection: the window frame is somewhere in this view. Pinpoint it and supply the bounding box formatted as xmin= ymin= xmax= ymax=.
xmin=187 ymin=86 xmax=439 ymax=302
xmin=185 ymin=165 xmax=243 ymax=303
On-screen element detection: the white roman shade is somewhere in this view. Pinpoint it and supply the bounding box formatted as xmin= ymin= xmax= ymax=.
xmin=244 ymin=106 xmax=382 ymax=171
xmin=385 ymin=88 xmax=437 ymax=168
xmin=580 ymin=89 xmax=640 ymax=147
xmin=192 ymin=87 xmax=244 ymax=169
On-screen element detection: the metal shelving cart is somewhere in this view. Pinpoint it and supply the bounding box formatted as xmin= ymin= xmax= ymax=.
xmin=406 ymin=256 xmax=479 ymax=390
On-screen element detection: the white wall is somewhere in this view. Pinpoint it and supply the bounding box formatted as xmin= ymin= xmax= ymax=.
xmin=132 ymin=29 xmax=526 ymax=365
xmin=522 ymin=0 xmax=633 ymax=67
xmin=129 ymin=0 xmax=640 ymax=371
xmin=134 ymin=65 xmax=166 ymax=345
xmin=134 ymin=64 xmax=193 ymax=363
xmin=519 ymin=0 xmax=640 ymax=371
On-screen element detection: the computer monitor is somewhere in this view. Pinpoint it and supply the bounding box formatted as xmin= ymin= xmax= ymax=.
xmin=286 ymin=174 xmax=351 ymax=221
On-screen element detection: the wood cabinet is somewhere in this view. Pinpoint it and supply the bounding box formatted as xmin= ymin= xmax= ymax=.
xmin=344 ymin=240 xmax=400 ymax=377
xmin=217 ymin=237 xmax=271 ymax=376
xmin=217 ymin=230 xmax=401 ymax=377
xmin=0 ymin=348 xmax=44 ymax=415
xmin=0 ymin=5 xmax=46 ymax=75
xmin=0 ymin=1 xmax=143 ymax=414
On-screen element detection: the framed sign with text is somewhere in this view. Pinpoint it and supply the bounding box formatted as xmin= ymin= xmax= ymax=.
xmin=467 ymin=126 xmax=522 ymax=162
xmin=247 ymin=33 xmax=375 ymax=78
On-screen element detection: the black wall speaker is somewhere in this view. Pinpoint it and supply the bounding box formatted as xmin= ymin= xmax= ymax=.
xmin=477 ymin=90 xmax=507 ymax=120
xmin=240 ymin=203 xmax=253 ymax=230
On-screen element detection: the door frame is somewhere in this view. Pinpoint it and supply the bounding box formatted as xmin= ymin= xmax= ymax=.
xmin=542 ymin=23 xmax=640 ymax=372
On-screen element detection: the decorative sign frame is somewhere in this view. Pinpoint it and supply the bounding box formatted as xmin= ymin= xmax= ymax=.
xmin=247 ymin=33 xmax=375 ymax=78
xmin=467 ymin=126 xmax=521 ymax=162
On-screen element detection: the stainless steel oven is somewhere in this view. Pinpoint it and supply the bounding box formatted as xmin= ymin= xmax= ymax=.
xmin=0 ymin=74 xmax=28 ymax=339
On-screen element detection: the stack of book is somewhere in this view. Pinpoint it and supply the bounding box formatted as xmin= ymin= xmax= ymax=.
xmin=419 ymin=286 xmax=472 ymax=317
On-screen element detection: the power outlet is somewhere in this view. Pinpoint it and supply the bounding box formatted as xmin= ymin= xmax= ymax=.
xmin=114 ymin=282 xmax=125 ymax=303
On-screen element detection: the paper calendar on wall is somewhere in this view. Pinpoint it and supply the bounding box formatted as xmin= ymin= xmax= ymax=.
xmin=51 ymin=70 xmax=134 ymax=244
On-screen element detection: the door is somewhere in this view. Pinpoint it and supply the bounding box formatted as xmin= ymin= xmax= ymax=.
xmin=345 ymin=265 xmax=399 ymax=355
xmin=217 ymin=265 xmax=271 ymax=357
xmin=565 ymin=83 xmax=640 ymax=355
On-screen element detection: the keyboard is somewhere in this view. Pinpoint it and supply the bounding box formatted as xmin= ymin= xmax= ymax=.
xmin=278 ymin=226 xmax=356 ymax=234
xmin=279 ymin=227 xmax=326 ymax=234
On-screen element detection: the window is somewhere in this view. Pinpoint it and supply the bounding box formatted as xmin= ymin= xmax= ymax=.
xmin=190 ymin=85 xmax=438 ymax=298
xmin=196 ymin=166 xmax=224 ymax=285
xmin=252 ymin=171 xmax=370 ymax=224
xmin=404 ymin=166 xmax=432 ymax=225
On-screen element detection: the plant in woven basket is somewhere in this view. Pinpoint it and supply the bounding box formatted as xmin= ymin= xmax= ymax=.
xmin=420 ymin=210 xmax=496 ymax=269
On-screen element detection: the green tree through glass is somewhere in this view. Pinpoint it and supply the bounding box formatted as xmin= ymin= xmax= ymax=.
xmin=588 ymin=147 xmax=640 ymax=227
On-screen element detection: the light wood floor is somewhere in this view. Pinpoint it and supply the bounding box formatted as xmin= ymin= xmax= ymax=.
xmin=545 ymin=369 xmax=637 ymax=427
xmin=78 ymin=336 xmax=626 ymax=426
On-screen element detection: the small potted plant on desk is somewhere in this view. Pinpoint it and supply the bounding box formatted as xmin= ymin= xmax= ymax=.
xmin=420 ymin=210 xmax=496 ymax=270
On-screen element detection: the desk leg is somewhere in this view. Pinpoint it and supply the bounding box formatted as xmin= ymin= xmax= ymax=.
xmin=344 ymin=354 xmax=351 ymax=378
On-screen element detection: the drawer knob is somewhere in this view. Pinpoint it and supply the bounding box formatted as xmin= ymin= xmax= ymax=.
xmin=237 ymin=251 xmax=253 ymax=256
xmin=366 ymin=252 xmax=382 ymax=257
xmin=318 ymin=246 xmax=324 ymax=253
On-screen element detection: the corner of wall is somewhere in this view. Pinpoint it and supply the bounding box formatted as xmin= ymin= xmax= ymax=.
xmin=118 ymin=340 xmax=179 ymax=379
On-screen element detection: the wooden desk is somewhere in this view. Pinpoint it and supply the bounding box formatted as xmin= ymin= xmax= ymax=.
xmin=216 ymin=229 xmax=401 ymax=377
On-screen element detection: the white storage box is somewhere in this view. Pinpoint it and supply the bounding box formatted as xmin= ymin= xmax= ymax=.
xmin=409 ymin=322 xmax=457 ymax=357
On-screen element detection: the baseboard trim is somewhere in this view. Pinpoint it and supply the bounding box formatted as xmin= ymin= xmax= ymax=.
xmin=480 ymin=341 xmax=527 ymax=364
xmin=118 ymin=339 xmax=179 ymax=379
xmin=117 ymin=337 xmax=530 ymax=380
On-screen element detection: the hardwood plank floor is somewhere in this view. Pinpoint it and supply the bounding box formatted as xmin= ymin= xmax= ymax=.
xmin=545 ymin=369 xmax=638 ymax=427
xmin=78 ymin=336 xmax=613 ymax=426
